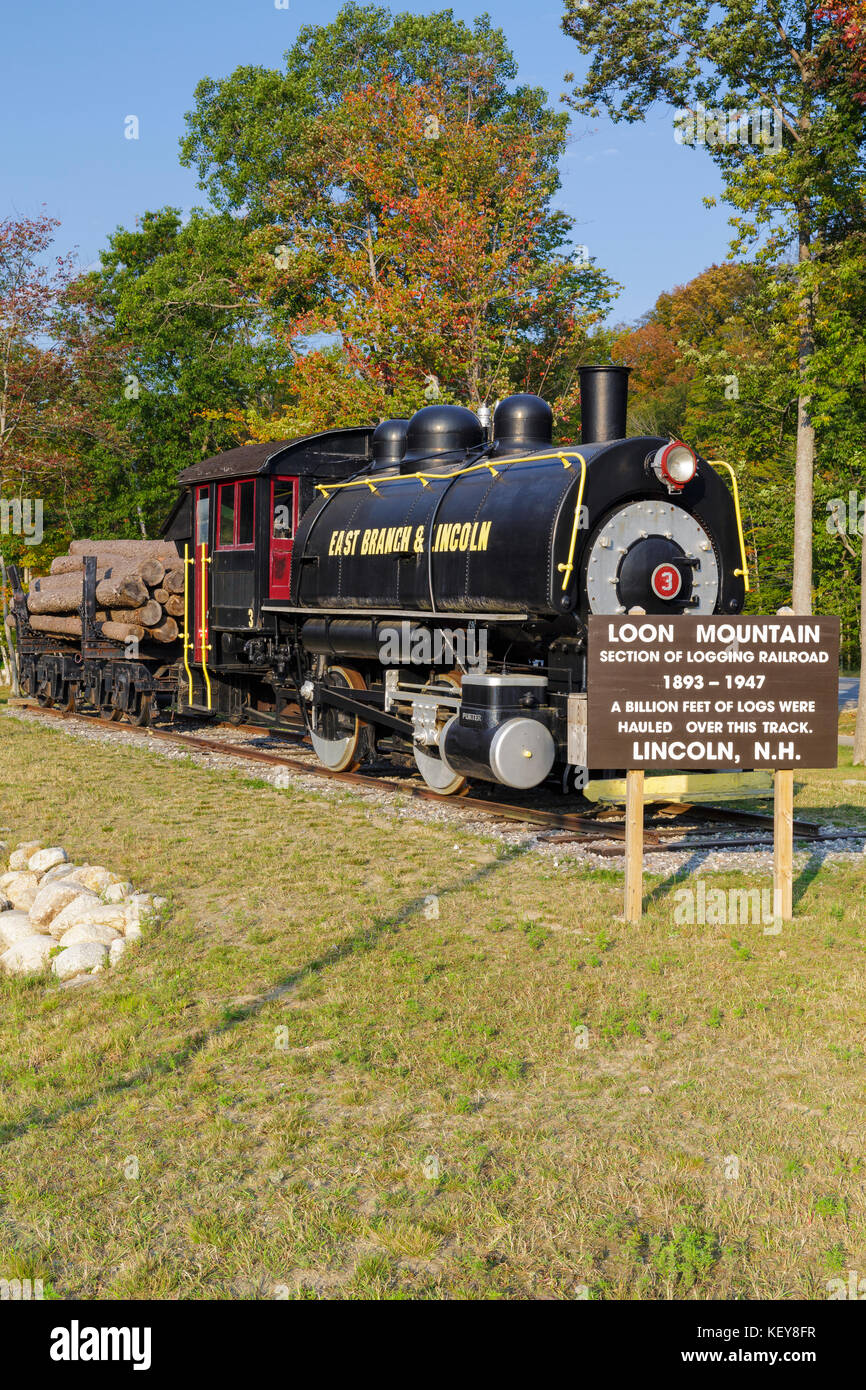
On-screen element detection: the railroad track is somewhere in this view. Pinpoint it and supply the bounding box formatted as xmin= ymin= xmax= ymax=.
xmin=11 ymin=701 xmax=843 ymax=856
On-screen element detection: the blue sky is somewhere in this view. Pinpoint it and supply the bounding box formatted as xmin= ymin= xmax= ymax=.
xmin=1 ymin=0 xmax=736 ymax=323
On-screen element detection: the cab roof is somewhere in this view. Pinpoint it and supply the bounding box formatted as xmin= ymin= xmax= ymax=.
xmin=176 ymin=428 xmax=374 ymax=485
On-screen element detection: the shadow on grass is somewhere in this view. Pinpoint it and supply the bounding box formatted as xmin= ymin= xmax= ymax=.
xmin=642 ymin=843 xmax=846 ymax=916
xmin=0 ymin=842 xmax=534 ymax=1145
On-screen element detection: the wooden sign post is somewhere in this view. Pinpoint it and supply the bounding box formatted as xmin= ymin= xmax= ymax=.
xmin=586 ymin=616 xmax=840 ymax=923
xmin=774 ymin=768 xmax=794 ymax=920
xmin=624 ymin=769 xmax=644 ymax=922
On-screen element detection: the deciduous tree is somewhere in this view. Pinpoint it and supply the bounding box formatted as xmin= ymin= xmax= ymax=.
xmin=561 ymin=0 xmax=866 ymax=616
xmin=233 ymin=74 xmax=614 ymax=437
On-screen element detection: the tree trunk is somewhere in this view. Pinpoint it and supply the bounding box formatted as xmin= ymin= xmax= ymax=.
xmin=110 ymin=600 xmax=163 ymax=627
xmin=137 ymin=558 xmax=166 ymax=587
xmin=50 ymin=552 xmax=133 ymax=575
xmin=791 ymin=215 xmax=815 ymax=614
xmin=164 ymin=594 xmax=184 ymax=618
xmin=144 ymin=617 xmax=179 ymax=644
xmin=95 ymin=575 xmax=149 ymax=609
xmin=69 ymin=539 xmax=178 ymax=559
xmin=0 ymin=556 xmax=21 ymax=695
xmin=163 ymin=569 xmax=185 ymax=594
xmin=29 ymin=614 xmax=83 ymax=637
xmin=28 ymin=578 xmax=94 ymax=614
xmin=853 ymin=517 xmax=866 ymax=766
xmin=49 ymin=553 xmax=166 ymax=586
xmin=101 ymin=620 xmax=146 ymax=644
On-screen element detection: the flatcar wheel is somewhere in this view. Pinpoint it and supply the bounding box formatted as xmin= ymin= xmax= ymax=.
xmin=100 ymin=700 xmax=122 ymax=722
xmin=413 ymin=675 xmax=468 ymax=797
xmin=36 ymin=693 xmax=54 ymax=709
xmin=310 ymin=666 xmax=365 ymax=772
xmin=127 ymin=692 xmax=152 ymax=727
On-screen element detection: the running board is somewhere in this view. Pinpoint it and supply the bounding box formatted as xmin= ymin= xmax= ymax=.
xmin=584 ymin=770 xmax=775 ymax=804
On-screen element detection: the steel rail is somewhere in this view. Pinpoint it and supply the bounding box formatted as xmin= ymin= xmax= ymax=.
xmin=12 ymin=702 xmax=840 ymax=854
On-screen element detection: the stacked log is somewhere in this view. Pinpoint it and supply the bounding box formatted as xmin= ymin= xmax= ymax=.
xmin=21 ymin=539 xmax=184 ymax=649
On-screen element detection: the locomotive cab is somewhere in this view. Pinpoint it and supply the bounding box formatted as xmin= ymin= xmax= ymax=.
xmin=164 ymin=428 xmax=374 ymax=716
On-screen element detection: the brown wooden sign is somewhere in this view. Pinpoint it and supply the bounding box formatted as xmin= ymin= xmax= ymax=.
xmin=587 ymin=615 xmax=840 ymax=770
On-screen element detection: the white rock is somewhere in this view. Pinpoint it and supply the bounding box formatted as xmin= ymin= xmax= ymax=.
xmin=102 ymin=881 xmax=133 ymax=904
xmin=52 ymin=941 xmax=108 ymax=981
xmin=109 ymin=937 xmax=129 ymax=965
xmin=28 ymin=847 xmax=68 ymax=874
xmin=29 ymin=880 xmax=85 ymax=931
xmin=58 ymin=921 xmax=122 ymax=948
xmin=0 ymin=934 xmax=55 ymax=976
xmin=0 ymin=911 xmax=39 ymax=948
xmin=124 ymin=922 xmax=143 ymax=943
xmin=40 ymin=863 xmax=79 ymax=885
xmin=152 ymin=896 xmax=169 ymax=913
xmin=80 ymin=904 xmax=128 ymax=931
xmin=71 ymin=865 xmax=121 ymax=894
xmin=1 ymin=872 xmax=20 ymax=890
xmin=5 ymin=872 xmax=40 ymax=912
xmin=9 ymin=842 xmax=41 ymax=870
xmin=46 ymin=891 xmax=102 ymax=939
xmin=125 ymin=894 xmax=158 ymax=928
xmin=49 ymin=903 xmax=128 ymax=941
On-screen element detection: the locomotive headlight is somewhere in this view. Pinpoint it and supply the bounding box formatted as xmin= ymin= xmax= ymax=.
xmin=651 ymin=441 xmax=697 ymax=491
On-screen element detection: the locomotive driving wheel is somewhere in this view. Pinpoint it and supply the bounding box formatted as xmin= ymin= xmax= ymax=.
xmin=412 ymin=673 xmax=468 ymax=797
xmin=310 ymin=666 xmax=366 ymax=772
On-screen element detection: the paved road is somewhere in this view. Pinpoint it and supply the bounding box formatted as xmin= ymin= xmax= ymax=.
xmin=840 ymin=677 xmax=859 ymax=711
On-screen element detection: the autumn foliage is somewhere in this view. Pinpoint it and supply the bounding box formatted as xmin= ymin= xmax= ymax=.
xmin=817 ymin=2 xmax=866 ymax=100
xmin=235 ymin=75 xmax=612 ymax=439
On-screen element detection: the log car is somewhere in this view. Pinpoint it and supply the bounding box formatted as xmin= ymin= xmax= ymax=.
xmin=8 ymin=556 xmax=177 ymax=724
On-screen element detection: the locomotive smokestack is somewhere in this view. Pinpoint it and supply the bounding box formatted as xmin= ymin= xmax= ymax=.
xmin=578 ymin=365 xmax=631 ymax=444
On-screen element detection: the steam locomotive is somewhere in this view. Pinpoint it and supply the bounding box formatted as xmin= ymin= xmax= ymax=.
xmin=10 ymin=365 xmax=761 ymax=802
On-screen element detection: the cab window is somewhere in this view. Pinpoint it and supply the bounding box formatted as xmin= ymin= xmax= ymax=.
xmin=217 ymin=480 xmax=256 ymax=549
xmin=272 ymin=480 xmax=296 ymax=540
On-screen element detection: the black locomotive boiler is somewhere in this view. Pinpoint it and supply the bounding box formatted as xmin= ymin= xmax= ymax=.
xmin=10 ymin=365 xmax=764 ymax=803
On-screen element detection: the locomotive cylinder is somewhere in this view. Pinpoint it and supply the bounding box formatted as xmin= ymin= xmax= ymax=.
xmin=439 ymin=673 xmax=556 ymax=789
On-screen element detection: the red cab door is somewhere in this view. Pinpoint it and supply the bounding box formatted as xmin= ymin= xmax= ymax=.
xmin=269 ymin=477 xmax=298 ymax=602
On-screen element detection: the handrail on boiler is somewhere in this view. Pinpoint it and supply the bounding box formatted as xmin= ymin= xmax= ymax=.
xmin=315 ymin=449 xmax=589 ymax=595
xmin=555 ymin=453 xmax=588 ymax=590
xmin=707 ymin=460 xmax=751 ymax=592
xmin=312 ymin=450 xmax=745 ymax=598
xmin=314 ymin=450 xmax=588 ymax=494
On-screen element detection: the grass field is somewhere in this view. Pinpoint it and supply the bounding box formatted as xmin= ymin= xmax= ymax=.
xmin=1 ymin=703 xmax=865 ymax=1300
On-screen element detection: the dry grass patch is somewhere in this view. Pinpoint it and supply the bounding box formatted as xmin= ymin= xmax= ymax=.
xmin=0 ymin=706 xmax=864 ymax=1299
